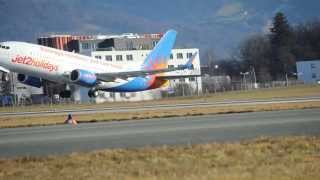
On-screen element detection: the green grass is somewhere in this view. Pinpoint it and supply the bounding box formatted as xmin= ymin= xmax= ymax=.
xmin=1 ymin=136 xmax=319 ymax=180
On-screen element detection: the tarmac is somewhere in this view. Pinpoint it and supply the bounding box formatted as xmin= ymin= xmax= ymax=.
xmin=0 ymin=108 xmax=319 ymax=157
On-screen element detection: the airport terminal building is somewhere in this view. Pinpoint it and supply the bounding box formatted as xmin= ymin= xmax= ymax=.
xmin=35 ymin=32 xmax=202 ymax=103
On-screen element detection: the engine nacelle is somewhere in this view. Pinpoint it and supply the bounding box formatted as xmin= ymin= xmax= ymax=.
xmin=17 ymin=74 xmax=42 ymax=88
xmin=70 ymin=69 xmax=97 ymax=87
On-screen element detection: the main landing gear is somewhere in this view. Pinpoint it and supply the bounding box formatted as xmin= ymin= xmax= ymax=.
xmin=88 ymin=89 xmax=99 ymax=98
xmin=59 ymin=90 xmax=71 ymax=98
xmin=1 ymin=73 xmax=9 ymax=82
xmin=59 ymin=84 xmax=72 ymax=98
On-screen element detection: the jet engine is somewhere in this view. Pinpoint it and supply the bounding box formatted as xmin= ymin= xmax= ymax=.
xmin=70 ymin=69 xmax=97 ymax=87
xmin=17 ymin=74 xmax=42 ymax=88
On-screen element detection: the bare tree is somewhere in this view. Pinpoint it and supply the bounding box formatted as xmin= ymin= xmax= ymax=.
xmin=239 ymin=34 xmax=272 ymax=82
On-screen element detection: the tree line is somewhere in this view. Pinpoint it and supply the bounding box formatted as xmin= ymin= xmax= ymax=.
xmin=208 ymin=12 xmax=320 ymax=82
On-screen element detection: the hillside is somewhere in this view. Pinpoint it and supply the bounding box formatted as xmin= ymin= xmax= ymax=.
xmin=0 ymin=0 xmax=319 ymax=61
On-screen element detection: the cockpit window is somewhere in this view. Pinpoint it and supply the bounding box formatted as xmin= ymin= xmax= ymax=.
xmin=1 ymin=46 xmax=10 ymax=49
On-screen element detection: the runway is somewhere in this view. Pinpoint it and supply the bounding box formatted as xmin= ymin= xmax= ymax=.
xmin=0 ymin=108 xmax=320 ymax=157
xmin=2 ymin=96 xmax=320 ymax=117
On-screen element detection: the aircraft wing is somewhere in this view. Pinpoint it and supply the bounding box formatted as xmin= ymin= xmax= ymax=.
xmin=96 ymin=52 xmax=198 ymax=82
xmin=96 ymin=67 xmax=185 ymax=81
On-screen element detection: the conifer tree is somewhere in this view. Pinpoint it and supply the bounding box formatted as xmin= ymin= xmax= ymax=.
xmin=269 ymin=12 xmax=295 ymax=80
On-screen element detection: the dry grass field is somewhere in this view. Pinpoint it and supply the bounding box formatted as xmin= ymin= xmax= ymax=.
xmin=1 ymin=85 xmax=320 ymax=128
xmin=1 ymin=101 xmax=320 ymax=128
xmin=0 ymin=136 xmax=319 ymax=180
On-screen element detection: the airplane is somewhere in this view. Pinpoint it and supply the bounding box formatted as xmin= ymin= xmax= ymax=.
xmin=0 ymin=30 xmax=197 ymax=98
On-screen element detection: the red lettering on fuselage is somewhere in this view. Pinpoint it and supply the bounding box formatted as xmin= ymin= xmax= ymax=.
xmin=11 ymin=55 xmax=58 ymax=72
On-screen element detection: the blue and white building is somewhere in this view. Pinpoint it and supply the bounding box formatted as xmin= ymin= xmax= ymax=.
xmin=296 ymin=60 xmax=320 ymax=84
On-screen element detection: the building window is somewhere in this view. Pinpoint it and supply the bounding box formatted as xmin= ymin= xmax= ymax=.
xmin=126 ymin=54 xmax=133 ymax=61
xmin=168 ymin=65 xmax=174 ymax=69
xmin=312 ymin=73 xmax=317 ymax=79
xmin=120 ymin=92 xmax=126 ymax=97
xmin=189 ymin=77 xmax=196 ymax=81
xmin=116 ymin=55 xmax=123 ymax=61
xmin=141 ymin=44 xmax=149 ymax=50
xmin=170 ymin=54 xmax=173 ymax=59
xmin=152 ymin=41 xmax=158 ymax=47
xmin=82 ymin=43 xmax=89 ymax=49
xmin=187 ymin=53 xmax=193 ymax=58
xmin=177 ymin=53 xmax=183 ymax=59
xmin=178 ymin=65 xmax=184 ymax=69
xmin=105 ymin=55 xmax=112 ymax=61
xmin=311 ymin=63 xmax=316 ymax=69
xmin=110 ymin=92 xmax=115 ymax=98
xmin=179 ymin=78 xmax=185 ymax=82
xmin=95 ymin=55 xmax=101 ymax=59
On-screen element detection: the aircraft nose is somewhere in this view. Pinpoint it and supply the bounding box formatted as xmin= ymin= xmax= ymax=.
xmin=0 ymin=43 xmax=9 ymax=62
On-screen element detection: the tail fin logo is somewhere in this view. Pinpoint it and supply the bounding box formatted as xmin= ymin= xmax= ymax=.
xmin=142 ymin=30 xmax=177 ymax=70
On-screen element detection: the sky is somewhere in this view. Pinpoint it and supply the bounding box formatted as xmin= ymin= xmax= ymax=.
xmin=0 ymin=0 xmax=319 ymax=62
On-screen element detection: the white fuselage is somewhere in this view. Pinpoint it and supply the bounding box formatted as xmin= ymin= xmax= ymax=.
xmin=0 ymin=41 xmax=134 ymax=88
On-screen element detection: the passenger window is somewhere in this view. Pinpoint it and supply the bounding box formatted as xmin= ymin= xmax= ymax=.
xmin=116 ymin=55 xmax=123 ymax=61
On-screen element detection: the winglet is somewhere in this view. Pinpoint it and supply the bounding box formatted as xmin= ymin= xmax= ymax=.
xmin=141 ymin=30 xmax=177 ymax=70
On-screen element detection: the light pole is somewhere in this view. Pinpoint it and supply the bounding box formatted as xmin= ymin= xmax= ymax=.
xmin=240 ymin=72 xmax=249 ymax=90
xmin=213 ymin=65 xmax=219 ymax=93
xmin=251 ymin=66 xmax=258 ymax=89
xmin=292 ymin=72 xmax=303 ymax=85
